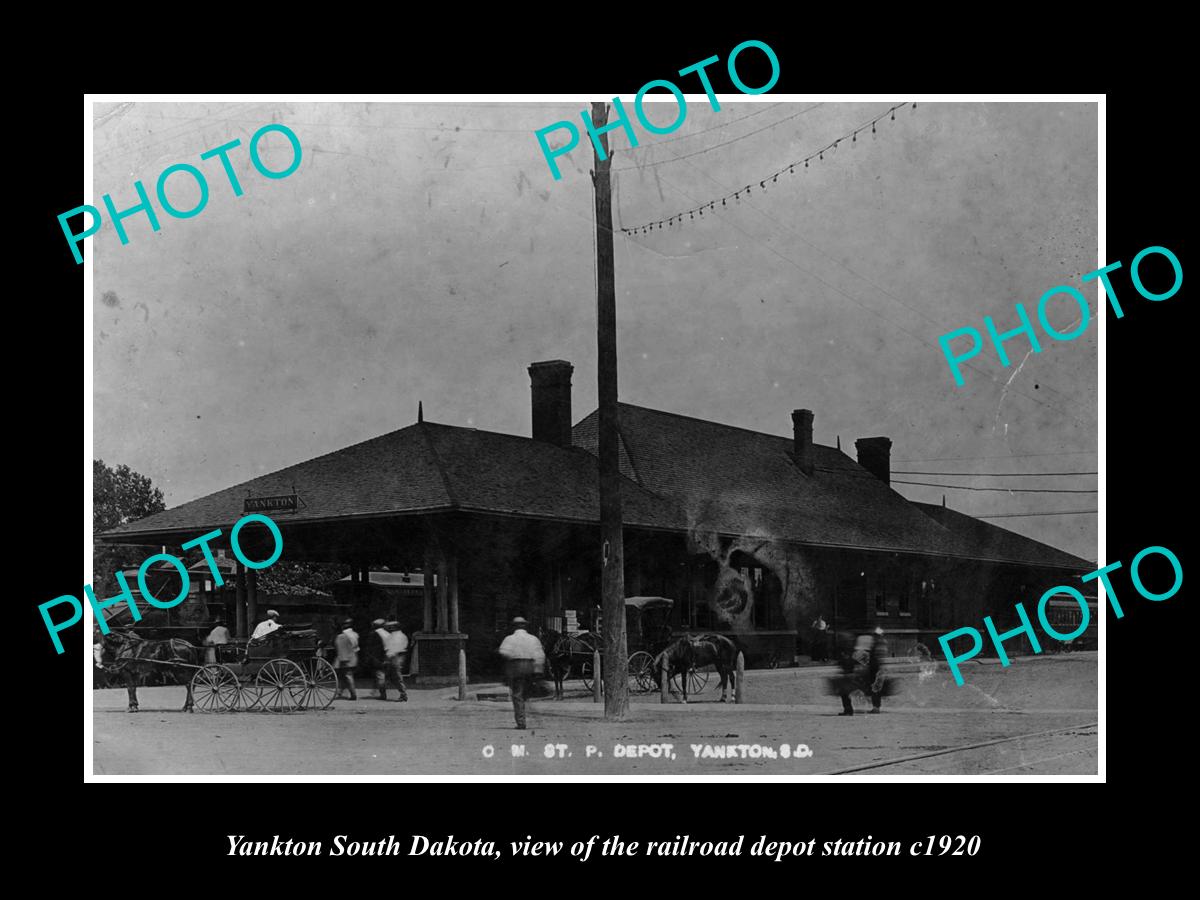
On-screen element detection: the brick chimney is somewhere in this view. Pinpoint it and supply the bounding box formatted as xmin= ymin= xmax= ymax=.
xmin=855 ymin=437 xmax=893 ymax=485
xmin=528 ymin=360 xmax=574 ymax=447
xmin=792 ymin=409 xmax=814 ymax=476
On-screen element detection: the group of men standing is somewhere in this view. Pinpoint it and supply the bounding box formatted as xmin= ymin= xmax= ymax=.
xmin=333 ymin=618 xmax=410 ymax=702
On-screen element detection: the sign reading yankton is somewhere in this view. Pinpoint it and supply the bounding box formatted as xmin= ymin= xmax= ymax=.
xmin=243 ymin=493 xmax=298 ymax=513
xmin=227 ymin=835 xmax=500 ymax=858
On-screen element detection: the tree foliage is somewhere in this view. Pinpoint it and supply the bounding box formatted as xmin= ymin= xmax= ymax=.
xmin=94 ymin=459 xmax=165 ymax=532
xmin=93 ymin=459 xmax=166 ymax=596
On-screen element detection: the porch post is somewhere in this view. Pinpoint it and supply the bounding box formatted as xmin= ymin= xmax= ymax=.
xmin=246 ymin=569 xmax=258 ymax=630
xmin=422 ymin=545 xmax=434 ymax=632
xmin=437 ymin=554 xmax=450 ymax=634
xmin=235 ymin=562 xmax=248 ymax=638
xmin=449 ymin=553 xmax=460 ymax=634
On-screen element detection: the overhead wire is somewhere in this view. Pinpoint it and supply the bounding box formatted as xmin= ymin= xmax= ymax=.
xmin=892 ymin=480 xmax=1097 ymax=493
xmin=893 ymin=470 xmax=1097 ymax=477
xmin=974 ymin=510 xmax=1098 ymax=518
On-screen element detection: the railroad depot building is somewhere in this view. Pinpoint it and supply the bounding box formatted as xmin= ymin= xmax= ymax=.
xmin=100 ymin=359 xmax=1094 ymax=678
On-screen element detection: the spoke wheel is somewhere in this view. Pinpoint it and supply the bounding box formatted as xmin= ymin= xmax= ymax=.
xmin=627 ymin=651 xmax=656 ymax=693
xmin=191 ymin=664 xmax=241 ymax=712
xmin=670 ymin=666 xmax=710 ymax=697
xmin=255 ymin=659 xmax=306 ymax=712
xmin=299 ymin=657 xmax=338 ymax=710
xmin=580 ymin=659 xmax=594 ymax=694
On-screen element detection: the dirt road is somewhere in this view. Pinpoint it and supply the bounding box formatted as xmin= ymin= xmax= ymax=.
xmin=91 ymin=653 xmax=1097 ymax=776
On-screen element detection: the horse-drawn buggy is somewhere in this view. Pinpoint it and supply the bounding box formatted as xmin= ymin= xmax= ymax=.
xmin=98 ymin=628 xmax=338 ymax=713
xmin=544 ymin=596 xmax=676 ymax=698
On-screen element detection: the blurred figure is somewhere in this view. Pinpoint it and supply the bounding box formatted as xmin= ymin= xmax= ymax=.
xmin=93 ymin=624 xmax=105 ymax=672
xmin=498 ymin=617 xmax=545 ymax=730
xmin=362 ymin=618 xmax=389 ymax=700
xmin=334 ymin=618 xmax=359 ymax=701
xmin=203 ymin=618 xmax=231 ymax=664
xmin=867 ymin=627 xmax=888 ymax=714
xmin=834 ymin=631 xmax=859 ymax=716
xmin=810 ymin=614 xmax=829 ymax=662
xmin=382 ymin=621 xmax=410 ymax=702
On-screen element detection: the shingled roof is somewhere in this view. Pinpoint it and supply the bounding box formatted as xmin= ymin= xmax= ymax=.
xmin=103 ymin=401 xmax=1091 ymax=573
xmin=574 ymin=404 xmax=958 ymax=554
xmin=911 ymin=502 xmax=1093 ymax=570
xmin=101 ymin=420 xmax=686 ymax=542
xmin=572 ymin=403 xmax=1091 ymax=571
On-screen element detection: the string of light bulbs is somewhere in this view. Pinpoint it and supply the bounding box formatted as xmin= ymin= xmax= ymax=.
xmin=619 ymin=102 xmax=915 ymax=236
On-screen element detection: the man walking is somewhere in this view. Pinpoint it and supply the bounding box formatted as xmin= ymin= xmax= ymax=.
xmin=382 ymin=621 xmax=410 ymax=702
xmin=498 ymin=617 xmax=545 ymax=730
xmin=334 ymin=618 xmax=359 ymax=701
xmin=867 ymin=626 xmax=888 ymax=714
xmin=362 ymin=618 xmax=390 ymax=700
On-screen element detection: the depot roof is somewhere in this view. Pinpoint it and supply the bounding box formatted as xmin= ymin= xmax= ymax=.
xmin=101 ymin=405 xmax=1092 ymax=573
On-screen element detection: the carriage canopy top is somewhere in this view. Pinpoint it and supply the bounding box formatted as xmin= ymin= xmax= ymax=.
xmin=624 ymin=596 xmax=674 ymax=612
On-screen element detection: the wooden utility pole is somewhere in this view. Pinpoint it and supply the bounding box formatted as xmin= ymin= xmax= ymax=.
xmin=591 ymin=102 xmax=629 ymax=719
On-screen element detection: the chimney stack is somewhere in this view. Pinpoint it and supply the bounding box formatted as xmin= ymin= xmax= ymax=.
xmin=792 ymin=409 xmax=814 ymax=476
xmin=528 ymin=360 xmax=574 ymax=447
xmin=855 ymin=437 xmax=893 ymax=485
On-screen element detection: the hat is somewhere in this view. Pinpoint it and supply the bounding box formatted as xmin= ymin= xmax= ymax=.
xmin=341 ymin=618 xmax=354 ymax=628
xmin=372 ymin=618 xmax=386 ymax=627
xmin=267 ymin=609 xmax=281 ymax=618
xmin=511 ymin=616 xmax=528 ymax=627
xmin=385 ymin=620 xmax=400 ymax=628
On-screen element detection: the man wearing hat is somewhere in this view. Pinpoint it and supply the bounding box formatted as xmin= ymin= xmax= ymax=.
xmin=334 ymin=618 xmax=359 ymax=701
xmin=250 ymin=609 xmax=283 ymax=643
xmin=382 ymin=621 xmax=410 ymax=702
xmin=361 ymin=618 xmax=391 ymax=701
xmin=497 ymin=617 xmax=546 ymax=730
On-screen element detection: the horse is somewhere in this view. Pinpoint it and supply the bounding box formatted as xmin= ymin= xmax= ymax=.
xmin=654 ymin=633 xmax=738 ymax=703
xmin=539 ymin=628 xmax=571 ymax=700
xmin=99 ymin=630 xmax=203 ymax=712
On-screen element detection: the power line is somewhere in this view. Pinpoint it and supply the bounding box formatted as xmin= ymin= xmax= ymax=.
xmin=615 ymin=102 xmax=829 ymax=174
xmin=894 ymin=451 xmax=1098 ymax=462
xmin=625 ymin=102 xmax=788 ymax=149
xmin=620 ymin=103 xmax=911 ymax=232
xmin=894 ymin=480 xmax=1097 ymax=493
xmin=975 ymin=510 xmax=1098 ymax=519
xmin=893 ymin=470 xmax=1097 ymax=478
xmin=663 ymin=146 xmax=1083 ymax=417
xmin=623 ymin=162 xmax=1087 ymax=428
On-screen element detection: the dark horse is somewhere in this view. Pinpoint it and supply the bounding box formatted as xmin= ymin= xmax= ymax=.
xmin=540 ymin=628 xmax=569 ymax=700
xmin=654 ymin=633 xmax=738 ymax=703
xmin=539 ymin=628 xmax=597 ymax=700
xmin=100 ymin=630 xmax=202 ymax=712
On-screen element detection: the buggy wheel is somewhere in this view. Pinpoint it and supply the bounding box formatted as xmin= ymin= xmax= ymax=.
xmin=299 ymin=657 xmax=338 ymax=710
xmin=628 ymin=652 xmax=656 ymax=693
xmin=670 ymin=667 xmax=710 ymax=696
xmin=255 ymin=659 xmax=306 ymax=712
xmin=580 ymin=659 xmax=594 ymax=694
xmin=191 ymin=664 xmax=240 ymax=712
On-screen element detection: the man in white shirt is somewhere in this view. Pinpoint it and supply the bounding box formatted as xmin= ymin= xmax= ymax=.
xmin=204 ymin=618 xmax=232 ymax=664
xmin=250 ymin=609 xmax=283 ymax=643
xmin=498 ymin=617 xmax=546 ymax=730
xmin=382 ymin=621 xmax=410 ymax=702
xmin=334 ymin=618 xmax=359 ymax=701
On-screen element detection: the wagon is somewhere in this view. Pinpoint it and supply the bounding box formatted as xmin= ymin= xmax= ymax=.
xmin=551 ymin=597 xmax=676 ymax=694
xmin=189 ymin=629 xmax=339 ymax=712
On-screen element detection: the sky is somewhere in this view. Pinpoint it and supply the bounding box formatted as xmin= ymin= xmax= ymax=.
xmin=91 ymin=99 xmax=1098 ymax=562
